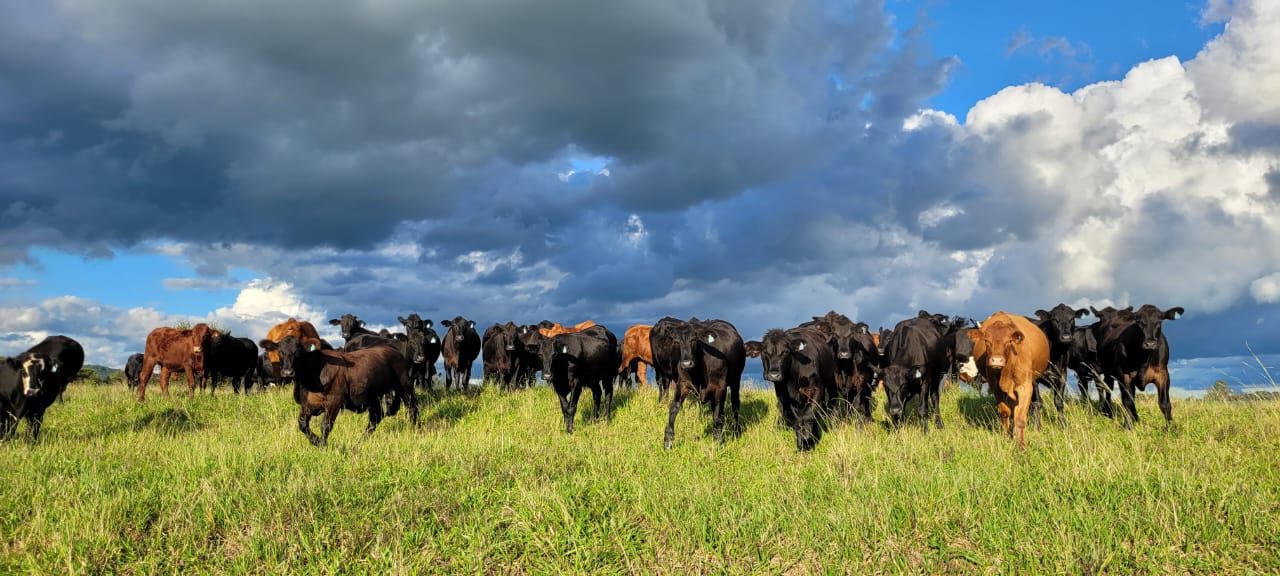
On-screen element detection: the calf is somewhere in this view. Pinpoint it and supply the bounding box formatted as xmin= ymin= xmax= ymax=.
xmin=138 ymin=323 xmax=219 ymax=401
xmin=1098 ymin=305 xmax=1183 ymax=428
xmin=256 ymin=353 xmax=282 ymax=389
xmin=745 ymin=327 xmax=836 ymax=451
xmin=124 ymin=353 xmax=145 ymax=390
xmin=661 ymin=318 xmax=745 ymax=449
xmin=880 ymin=316 xmax=946 ymax=429
xmin=259 ymin=336 xmax=419 ymax=447
xmin=1032 ymin=304 xmax=1091 ymax=411
xmin=540 ymin=328 xmax=616 ymax=433
xmin=1067 ymin=325 xmax=1110 ymax=413
xmin=961 ymin=312 xmax=1049 ymax=448
xmin=210 ymin=335 xmax=259 ymax=394
xmin=619 ymin=324 xmax=654 ymax=388
xmin=800 ymin=311 xmax=879 ymax=421
xmin=398 ymin=315 xmax=441 ymax=390
xmin=441 ymin=316 xmax=481 ymax=390
xmin=329 ymin=313 xmax=379 ymax=345
xmin=0 ymin=335 xmax=84 ymax=441
xmin=482 ymin=322 xmax=522 ymax=388
xmin=648 ymin=317 xmax=684 ymax=401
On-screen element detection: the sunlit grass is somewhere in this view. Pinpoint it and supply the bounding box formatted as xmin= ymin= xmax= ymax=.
xmin=1 ymin=381 xmax=1277 ymax=573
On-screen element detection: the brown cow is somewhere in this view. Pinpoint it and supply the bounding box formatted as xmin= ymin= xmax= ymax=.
xmin=265 ymin=318 xmax=322 ymax=366
xmin=137 ymin=323 xmax=221 ymax=401
xmin=960 ymin=312 xmax=1049 ymax=448
xmin=537 ymin=320 xmax=597 ymax=338
xmin=618 ymin=324 xmax=654 ymax=387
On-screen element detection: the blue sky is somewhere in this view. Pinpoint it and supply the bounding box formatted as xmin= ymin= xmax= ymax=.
xmin=1 ymin=0 xmax=1278 ymax=385
xmin=887 ymin=0 xmax=1224 ymax=116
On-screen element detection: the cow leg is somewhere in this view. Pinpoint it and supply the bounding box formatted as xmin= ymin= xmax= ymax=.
xmin=298 ymin=406 xmax=322 ymax=446
xmin=730 ymin=382 xmax=741 ymax=435
xmin=159 ymin=367 xmax=173 ymax=398
xmin=138 ymin=358 xmax=157 ymax=401
xmin=931 ymin=376 xmax=944 ymax=430
xmin=365 ymin=398 xmax=384 ymax=436
xmin=25 ymin=413 xmax=43 ymax=443
xmin=1050 ymin=370 xmax=1066 ymax=413
xmin=602 ymin=377 xmax=614 ymax=421
xmin=994 ymin=391 xmax=1013 ymax=437
xmin=638 ymin=361 xmax=649 ymax=388
xmin=657 ymin=375 xmax=669 ymax=402
xmin=1097 ymin=376 xmax=1115 ymax=418
xmin=1012 ymin=384 xmax=1032 ymax=449
xmin=444 ymin=364 xmax=453 ymax=391
xmin=1154 ymin=367 xmax=1173 ymax=428
xmin=1118 ymin=373 xmax=1139 ymax=429
xmin=1028 ymin=380 xmax=1044 ymax=428
xmin=318 ymin=404 xmax=340 ymax=447
xmin=663 ymin=385 xmax=686 ymax=449
xmin=400 ymin=374 xmax=420 ymax=428
xmin=917 ymin=382 xmax=931 ymax=433
xmin=711 ymin=385 xmax=727 ymax=444
xmin=0 ymin=416 xmax=15 ymax=440
xmin=557 ymin=389 xmax=574 ymax=434
xmin=184 ymin=366 xmax=197 ymax=398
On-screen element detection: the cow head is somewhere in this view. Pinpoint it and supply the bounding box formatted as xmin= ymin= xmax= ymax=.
xmin=189 ymin=323 xmax=215 ymax=372
xmin=1035 ymin=304 xmax=1089 ymax=344
xmin=968 ymin=319 xmax=1024 ymax=373
xmin=876 ymin=328 xmax=893 ymax=356
xmin=1089 ymin=305 xmax=1134 ymax=327
xmin=441 ymin=316 xmax=476 ymax=342
xmin=11 ymin=353 xmax=48 ymax=397
xmin=881 ymin=365 xmax=921 ymax=422
xmin=404 ymin=327 xmax=429 ymax=364
xmin=826 ymin=317 xmax=858 ymax=361
xmin=1133 ymin=304 xmax=1183 ymax=351
xmin=259 ymin=336 xmax=322 ymax=379
xmin=328 ymin=314 xmax=365 ymax=340
xmin=676 ymin=321 xmax=714 ymax=371
xmin=755 ymin=329 xmax=802 ymax=383
xmin=538 ymin=334 xmax=573 ymax=381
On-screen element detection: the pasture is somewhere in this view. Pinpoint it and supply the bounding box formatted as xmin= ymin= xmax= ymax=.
xmin=2 ymin=381 xmax=1278 ymax=574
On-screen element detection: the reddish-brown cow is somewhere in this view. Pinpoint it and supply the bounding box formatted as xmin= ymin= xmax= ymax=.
xmin=960 ymin=312 xmax=1049 ymax=448
xmin=138 ymin=323 xmax=220 ymax=401
xmin=537 ymin=320 xmax=597 ymax=338
xmin=265 ymin=318 xmax=322 ymax=366
xmin=618 ymin=324 xmax=654 ymax=387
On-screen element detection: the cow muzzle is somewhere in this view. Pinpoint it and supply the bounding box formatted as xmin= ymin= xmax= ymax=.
xmin=505 ymin=345 xmax=515 ymax=351
xmin=414 ymin=355 xmax=425 ymax=363
xmin=988 ymin=356 xmax=1006 ymax=369
xmin=766 ymin=371 xmax=783 ymax=382
xmin=281 ymin=368 xmax=295 ymax=378
xmin=1060 ymin=334 xmax=1073 ymax=343
xmin=680 ymin=360 xmax=695 ymax=369
xmin=1143 ymin=340 xmax=1158 ymax=350
xmin=837 ymin=351 xmax=852 ymax=359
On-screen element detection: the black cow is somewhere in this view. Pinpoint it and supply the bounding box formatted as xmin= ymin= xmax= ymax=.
xmin=0 ymin=335 xmax=84 ymax=441
xmin=940 ymin=321 xmax=979 ymax=387
xmin=745 ymin=327 xmax=836 ymax=450
xmin=210 ymin=335 xmax=259 ymax=394
xmin=482 ymin=322 xmax=521 ymax=388
xmin=539 ymin=328 xmax=617 ymax=433
xmin=661 ymin=318 xmax=745 ymax=449
xmin=799 ymin=312 xmax=879 ymax=421
xmin=514 ymin=325 xmax=544 ymax=388
xmin=256 ymin=353 xmax=282 ymax=389
xmin=1066 ymin=324 xmax=1109 ymax=412
xmin=881 ymin=317 xmax=946 ymax=429
xmin=259 ymin=335 xmax=418 ymax=447
xmin=398 ymin=315 xmax=441 ymax=390
xmin=441 ymin=316 xmax=481 ymax=390
xmin=648 ymin=317 xmax=684 ymax=402
xmin=328 ymin=313 xmax=380 ymax=344
xmin=1098 ymin=305 xmax=1184 ymax=428
xmin=1032 ymin=304 xmax=1091 ymax=411
xmin=124 ymin=353 xmax=145 ymax=390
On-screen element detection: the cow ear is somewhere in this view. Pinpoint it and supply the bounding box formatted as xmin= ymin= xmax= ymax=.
xmin=560 ymin=344 xmax=569 ymax=354
xmin=1013 ymin=331 xmax=1024 ymax=343
xmin=1164 ymin=307 xmax=1184 ymax=320
xmin=358 ymin=320 xmax=365 ymax=327
xmin=1034 ymin=310 xmax=1049 ymax=320
xmin=967 ymin=330 xmax=981 ymax=343
xmin=441 ymin=320 xmax=453 ymax=328
xmin=913 ymin=368 xmax=922 ymax=378
xmin=50 ymin=361 xmax=59 ymax=373
xmin=796 ymin=341 xmax=806 ymax=352
xmin=398 ymin=316 xmax=408 ymax=325
xmin=328 ymin=319 xmax=341 ymax=326
xmin=744 ymin=341 xmax=762 ymax=358
xmin=1075 ymin=308 xmax=1090 ymax=319
xmin=468 ymin=320 xmax=475 ymax=328
xmin=258 ymin=339 xmax=277 ymax=351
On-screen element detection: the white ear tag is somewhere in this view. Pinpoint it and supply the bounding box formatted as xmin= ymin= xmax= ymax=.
xmin=913 ymin=369 xmax=922 ymax=378
xmin=430 ymin=337 xmax=437 ymax=343
xmin=797 ymin=342 xmax=806 ymax=351
xmin=560 ymin=345 xmax=568 ymax=354
xmin=308 ymin=344 xmax=317 ymax=352
xmin=705 ymin=334 xmax=715 ymax=344
xmin=51 ymin=364 xmax=59 ymax=373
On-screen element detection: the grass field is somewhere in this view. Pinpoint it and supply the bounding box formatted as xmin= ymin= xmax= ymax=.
xmin=2 ymin=380 xmax=1278 ymax=574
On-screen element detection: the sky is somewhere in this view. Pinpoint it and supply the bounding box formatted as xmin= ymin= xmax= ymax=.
xmin=1 ymin=0 xmax=1278 ymax=389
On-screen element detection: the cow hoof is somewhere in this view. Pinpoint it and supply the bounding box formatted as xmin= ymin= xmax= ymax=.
xmin=663 ymin=437 xmax=674 ymax=450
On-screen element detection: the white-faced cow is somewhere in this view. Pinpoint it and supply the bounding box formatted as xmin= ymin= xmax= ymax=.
xmin=0 ymin=335 xmax=84 ymax=442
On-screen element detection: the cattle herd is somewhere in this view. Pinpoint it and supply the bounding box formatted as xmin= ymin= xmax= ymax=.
xmin=2 ymin=303 xmax=1184 ymax=451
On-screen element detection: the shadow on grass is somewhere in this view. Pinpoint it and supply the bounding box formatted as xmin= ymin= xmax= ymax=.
xmin=133 ymin=407 xmax=204 ymax=437
xmin=957 ymin=395 xmax=998 ymax=430
xmin=423 ymin=393 xmax=481 ymax=430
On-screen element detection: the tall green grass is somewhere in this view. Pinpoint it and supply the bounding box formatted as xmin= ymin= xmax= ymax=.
xmin=2 ymin=381 xmax=1277 ymax=574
